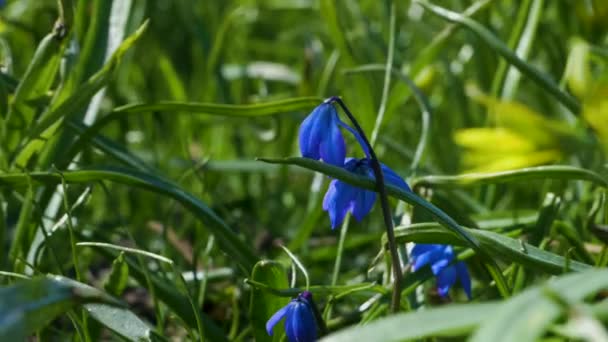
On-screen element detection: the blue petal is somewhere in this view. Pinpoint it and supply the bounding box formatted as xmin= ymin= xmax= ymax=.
xmin=298 ymin=106 xmax=325 ymax=160
xmin=411 ymin=244 xmax=445 ymax=271
xmin=342 ymin=158 xmax=359 ymax=171
xmin=284 ymin=305 xmax=296 ymax=342
xmin=286 ymin=301 xmax=317 ymax=342
xmin=319 ymin=112 xmax=346 ymax=166
xmin=411 ymin=244 xmax=439 ymax=258
xmin=431 ymin=257 xmax=450 ymax=276
xmin=380 ymin=163 xmax=411 ymax=192
xmin=351 ymin=188 xmax=376 ymax=221
xmin=430 ymin=245 xmax=455 ymax=275
xmin=337 ymin=120 xmax=371 ymax=158
xmin=266 ymin=303 xmax=292 ymax=336
xmin=436 ymin=265 xmax=457 ymax=297
xmin=357 ymin=159 xmax=410 ymax=193
xmin=298 ymin=103 xmax=346 ymax=167
xmin=455 ymin=262 xmax=472 ymax=299
xmin=323 ymin=180 xmax=355 ymax=229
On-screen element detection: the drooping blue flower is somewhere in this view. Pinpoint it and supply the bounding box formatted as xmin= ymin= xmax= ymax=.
xmin=322 ymin=158 xmax=411 ymax=229
xmin=299 ymin=101 xmax=346 ymax=167
xmin=266 ymin=291 xmax=317 ymax=342
xmin=410 ymin=244 xmax=472 ymax=299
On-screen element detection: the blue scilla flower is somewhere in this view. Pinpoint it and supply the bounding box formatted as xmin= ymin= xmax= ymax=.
xmin=266 ymin=291 xmax=317 ymax=342
xmin=299 ymin=101 xmax=346 ymax=167
xmin=410 ymin=244 xmax=472 ymax=299
xmin=322 ymin=158 xmax=410 ymax=229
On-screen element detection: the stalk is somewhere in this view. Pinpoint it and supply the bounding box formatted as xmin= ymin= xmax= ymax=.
xmin=330 ymin=96 xmax=403 ymax=313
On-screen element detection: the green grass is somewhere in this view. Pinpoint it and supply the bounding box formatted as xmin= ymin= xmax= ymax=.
xmin=1 ymin=0 xmax=608 ymax=341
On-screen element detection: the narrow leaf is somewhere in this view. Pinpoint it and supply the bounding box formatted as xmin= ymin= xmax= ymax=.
xmin=249 ymin=260 xmax=290 ymax=342
xmin=0 ymin=276 xmax=122 ymax=340
xmin=390 ymin=223 xmax=591 ymax=273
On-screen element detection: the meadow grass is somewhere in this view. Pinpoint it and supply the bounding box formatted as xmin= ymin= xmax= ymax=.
xmin=1 ymin=0 xmax=608 ymax=341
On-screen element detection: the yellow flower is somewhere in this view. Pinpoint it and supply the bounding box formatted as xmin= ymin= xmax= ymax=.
xmin=454 ymin=87 xmax=577 ymax=173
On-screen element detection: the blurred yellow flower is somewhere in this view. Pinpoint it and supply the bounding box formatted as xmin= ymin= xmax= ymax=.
xmin=454 ymin=87 xmax=576 ymax=173
xmin=565 ymin=38 xmax=608 ymax=153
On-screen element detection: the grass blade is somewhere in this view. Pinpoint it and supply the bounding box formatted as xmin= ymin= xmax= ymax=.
xmin=13 ymin=20 xmax=149 ymax=168
xmin=0 ymin=275 xmax=123 ymax=340
xmin=249 ymin=260 xmax=290 ymax=342
xmin=390 ymin=223 xmax=591 ymax=273
xmin=0 ymin=167 xmax=258 ymax=273
xmin=471 ymin=269 xmax=608 ymax=342
xmin=412 ymin=165 xmax=608 ymax=188
xmin=321 ymin=303 xmax=498 ymax=342
xmin=415 ymin=0 xmax=580 ymax=114
xmin=85 ymin=304 xmax=166 ymax=342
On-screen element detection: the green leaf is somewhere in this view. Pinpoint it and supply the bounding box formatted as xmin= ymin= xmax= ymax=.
xmin=113 ymin=97 xmax=322 ymax=117
xmin=9 ymin=32 xmax=63 ymax=128
xmin=85 ymin=304 xmax=166 ymax=342
xmin=471 ymin=269 xmax=608 ymax=342
xmin=0 ymin=167 xmax=257 ymax=273
xmin=64 ymin=97 xmax=322 ymax=164
xmin=103 ymin=252 xmax=129 ymax=297
xmin=7 ymin=182 xmax=34 ymax=267
xmin=324 ymin=269 xmax=608 ymax=342
xmin=412 ymin=165 xmax=608 ymax=188
xmin=321 ymin=303 xmax=499 ymax=342
xmin=249 ymin=260 xmax=290 ymax=342
xmin=0 ymin=275 xmax=123 ymax=340
xmin=13 ymin=20 xmax=149 ymax=168
xmin=246 ymin=279 xmax=387 ymax=298
xmin=390 ymin=223 xmax=591 ymax=273
xmin=66 ymin=120 xmax=157 ymax=173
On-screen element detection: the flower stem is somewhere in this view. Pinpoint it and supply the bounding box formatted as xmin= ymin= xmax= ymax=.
xmin=329 ymin=96 xmax=403 ymax=313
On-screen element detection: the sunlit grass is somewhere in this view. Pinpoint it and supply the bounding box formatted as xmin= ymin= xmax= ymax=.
xmin=0 ymin=0 xmax=608 ymax=341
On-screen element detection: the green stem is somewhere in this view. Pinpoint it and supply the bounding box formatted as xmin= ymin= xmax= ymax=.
xmin=325 ymin=215 xmax=351 ymax=320
xmin=330 ymin=97 xmax=403 ymax=313
xmin=331 ymin=216 xmax=350 ymax=286
xmin=369 ymin=2 xmax=396 ymax=145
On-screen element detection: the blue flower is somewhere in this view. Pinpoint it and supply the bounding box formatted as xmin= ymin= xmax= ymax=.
xmin=299 ymin=101 xmax=346 ymax=167
xmin=322 ymin=158 xmax=411 ymax=229
xmin=266 ymin=291 xmax=317 ymax=342
xmin=410 ymin=244 xmax=472 ymax=299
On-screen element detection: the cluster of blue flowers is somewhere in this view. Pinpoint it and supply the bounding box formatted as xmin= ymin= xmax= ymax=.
xmin=299 ymin=99 xmax=411 ymax=228
xmin=410 ymin=244 xmax=472 ymax=299
xmin=265 ymin=99 xmax=472 ymax=341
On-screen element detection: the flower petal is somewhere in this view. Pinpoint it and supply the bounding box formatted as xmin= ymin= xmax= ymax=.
xmin=411 ymin=244 xmax=445 ymax=271
xmin=266 ymin=303 xmax=291 ymax=336
xmin=380 ymin=162 xmax=411 ymax=192
xmin=437 ymin=265 xmax=457 ymax=297
xmin=298 ymin=106 xmax=324 ymax=160
xmin=337 ymin=120 xmax=371 ymax=158
xmin=455 ymin=262 xmax=472 ymax=299
xmin=411 ymin=244 xmax=439 ymax=257
xmin=351 ymin=188 xmax=376 ymax=221
xmin=284 ymin=305 xmax=296 ymax=342
xmin=431 ymin=257 xmax=450 ymax=276
xmin=319 ymin=112 xmax=346 ymax=166
xmin=287 ymin=301 xmax=317 ymax=342
xmin=323 ymin=180 xmax=355 ymax=229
